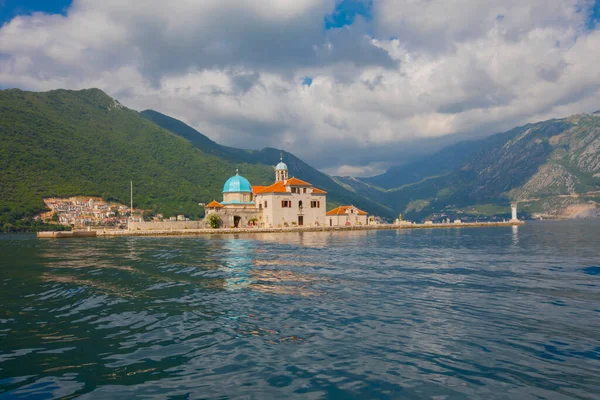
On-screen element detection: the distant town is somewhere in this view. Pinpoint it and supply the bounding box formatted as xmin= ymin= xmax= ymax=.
xmin=36 ymin=197 xmax=190 ymax=229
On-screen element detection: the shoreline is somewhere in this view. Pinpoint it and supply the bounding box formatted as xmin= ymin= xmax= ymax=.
xmin=37 ymin=220 xmax=525 ymax=238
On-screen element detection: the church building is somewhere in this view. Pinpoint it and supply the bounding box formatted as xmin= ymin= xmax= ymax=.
xmin=205 ymin=158 xmax=328 ymax=228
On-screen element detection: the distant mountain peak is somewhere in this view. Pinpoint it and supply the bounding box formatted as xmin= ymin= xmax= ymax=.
xmin=593 ymin=110 xmax=600 ymax=115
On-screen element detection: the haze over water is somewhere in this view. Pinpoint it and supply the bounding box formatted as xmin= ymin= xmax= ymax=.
xmin=1 ymin=221 xmax=599 ymax=399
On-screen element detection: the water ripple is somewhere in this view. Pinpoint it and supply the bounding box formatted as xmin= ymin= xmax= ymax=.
xmin=0 ymin=222 xmax=599 ymax=398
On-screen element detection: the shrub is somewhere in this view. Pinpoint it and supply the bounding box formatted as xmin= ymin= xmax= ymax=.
xmin=207 ymin=214 xmax=221 ymax=229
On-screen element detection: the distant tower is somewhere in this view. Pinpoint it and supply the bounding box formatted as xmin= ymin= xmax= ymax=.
xmin=511 ymin=202 xmax=518 ymax=221
xmin=275 ymin=153 xmax=289 ymax=182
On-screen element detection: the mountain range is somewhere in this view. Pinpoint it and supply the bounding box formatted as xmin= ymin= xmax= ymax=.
xmin=336 ymin=113 xmax=600 ymax=220
xmin=1 ymin=88 xmax=598 ymax=231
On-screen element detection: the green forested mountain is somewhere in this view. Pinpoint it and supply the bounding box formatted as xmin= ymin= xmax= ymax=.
xmin=338 ymin=114 xmax=600 ymax=221
xmin=0 ymin=88 xmax=392 ymax=231
xmin=0 ymin=88 xmax=277 ymax=231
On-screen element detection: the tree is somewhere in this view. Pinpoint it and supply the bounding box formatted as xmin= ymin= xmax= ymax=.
xmin=207 ymin=214 xmax=221 ymax=229
xmin=142 ymin=210 xmax=155 ymax=221
xmin=51 ymin=213 xmax=59 ymax=222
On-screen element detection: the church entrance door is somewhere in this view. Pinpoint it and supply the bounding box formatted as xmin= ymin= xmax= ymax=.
xmin=298 ymin=216 xmax=304 ymax=226
xmin=233 ymin=216 xmax=241 ymax=228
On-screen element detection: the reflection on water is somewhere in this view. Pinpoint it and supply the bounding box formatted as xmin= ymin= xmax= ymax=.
xmin=219 ymin=238 xmax=328 ymax=296
xmin=1 ymin=221 xmax=600 ymax=399
xmin=221 ymin=239 xmax=255 ymax=291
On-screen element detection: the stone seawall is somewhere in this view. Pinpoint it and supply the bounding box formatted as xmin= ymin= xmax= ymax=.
xmin=90 ymin=221 xmax=525 ymax=237
xmin=37 ymin=230 xmax=97 ymax=238
xmin=38 ymin=221 xmax=525 ymax=238
xmin=128 ymin=221 xmax=203 ymax=231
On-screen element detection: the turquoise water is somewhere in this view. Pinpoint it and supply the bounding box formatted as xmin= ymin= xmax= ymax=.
xmin=0 ymin=221 xmax=599 ymax=399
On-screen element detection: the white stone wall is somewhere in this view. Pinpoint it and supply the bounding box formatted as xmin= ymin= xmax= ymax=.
xmin=255 ymin=192 xmax=326 ymax=227
xmin=128 ymin=221 xmax=202 ymax=230
xmin=328 ymin=213 xmax=368 ymax=227
xmin=206 ymin=206 xmax=260 ymax=228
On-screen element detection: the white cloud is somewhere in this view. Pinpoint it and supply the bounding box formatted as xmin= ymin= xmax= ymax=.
xmin=1 ymin=0 xmax=599 ymax=176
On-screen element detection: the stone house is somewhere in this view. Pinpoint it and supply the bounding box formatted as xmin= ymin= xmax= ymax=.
xmin=326 ymin=205 xmax=368 ymax=227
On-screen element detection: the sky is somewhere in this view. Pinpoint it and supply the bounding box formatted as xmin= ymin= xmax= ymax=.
xmin=1 ymin=0 xmax=600 ymax=177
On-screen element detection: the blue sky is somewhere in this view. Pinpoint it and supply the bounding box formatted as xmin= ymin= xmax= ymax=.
xmin=1 ymin=0 xmax=375 ymax=28
xmin=325 ymin=0 xmax=372 ymax=29
xmin=3 ymin=0 xmax=598 ymax=28
xmin=2 ymin=0 xmax=597 ymax=38
xmin=0 ymin=0 xmax=71 ymax=24
xmin=591 ymin=0 xmax=600 ymax=27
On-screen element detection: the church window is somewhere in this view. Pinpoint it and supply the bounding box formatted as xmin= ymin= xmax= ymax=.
xmin=303 ymin=188 xmax=307 ymax=194
xmin=264 ymin=201 xmax=267 ymax=208
xmin=281 ymin=200 xmax=292 ymax=208
xmin=310 ymin=200 xmax=321 ymax=208
xmin=291 ymin=187 xmax=298 ymax=193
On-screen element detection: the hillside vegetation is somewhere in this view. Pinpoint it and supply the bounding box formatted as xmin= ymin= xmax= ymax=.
xmin=0 ymin=88 xmax=276 ymax=231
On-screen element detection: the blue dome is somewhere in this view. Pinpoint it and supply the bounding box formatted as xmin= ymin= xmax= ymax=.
xmin=223 ymin=174 xmax=252 ymax=193
xmin=275 ymin=162 xmax=288 ymax=171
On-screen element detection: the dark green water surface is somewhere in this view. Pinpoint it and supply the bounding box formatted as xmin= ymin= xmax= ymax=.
xmin=0 ymin=221 xmax=599 ymax=399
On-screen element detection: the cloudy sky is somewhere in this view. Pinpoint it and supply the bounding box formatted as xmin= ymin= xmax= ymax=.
xmin=1 ymin=0 xmax=600 ymax=176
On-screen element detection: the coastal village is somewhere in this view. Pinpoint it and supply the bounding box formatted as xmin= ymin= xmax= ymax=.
xmin=37 ymin=197 xmax=133 ymax=229
xmin=37 ymin=197 xmax=191 ymax=229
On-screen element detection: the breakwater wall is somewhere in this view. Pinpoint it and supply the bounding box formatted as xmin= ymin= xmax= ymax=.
xmin=128 ymin=221 xmax=203 ymax=231
xmin=37 ymin=230 xmax=97 ymax=238
xmin=37 ymin=220 xmax=525 ymax=238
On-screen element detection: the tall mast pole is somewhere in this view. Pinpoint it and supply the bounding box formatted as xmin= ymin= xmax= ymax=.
xmin=130 ymin=181 xmax=133 ymax=216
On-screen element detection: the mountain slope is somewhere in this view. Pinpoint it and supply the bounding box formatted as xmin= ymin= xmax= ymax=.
xmin=341 ymin=114 xmax=600 ymax=220
xmin=361 ymin=123 xmax=538 ymax=190
xmin=140 ymin=110 xmax=394 ymax=217
xmin=0 ymin=88 xmax=276 ymax=230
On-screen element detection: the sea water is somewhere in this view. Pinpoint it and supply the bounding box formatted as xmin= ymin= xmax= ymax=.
xmin=0 ymin=221 xmax=599 ymax=399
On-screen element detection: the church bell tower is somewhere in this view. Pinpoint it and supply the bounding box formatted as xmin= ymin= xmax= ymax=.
xmin=275 ymin=153 xmax=289 ymax=182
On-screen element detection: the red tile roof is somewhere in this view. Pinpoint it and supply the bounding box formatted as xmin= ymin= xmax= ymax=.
xmin=205 ymin=200 xmax=223 ymax=208
xmin=254 ymin=178 xmax=327 ymax=196
xmin=254 ymin=181 xmax=288 ymax=194
xmin=326 ymin=205 xmax=368 ymax=216
xmin=286 ymin=177 xmax=312 ymax=186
